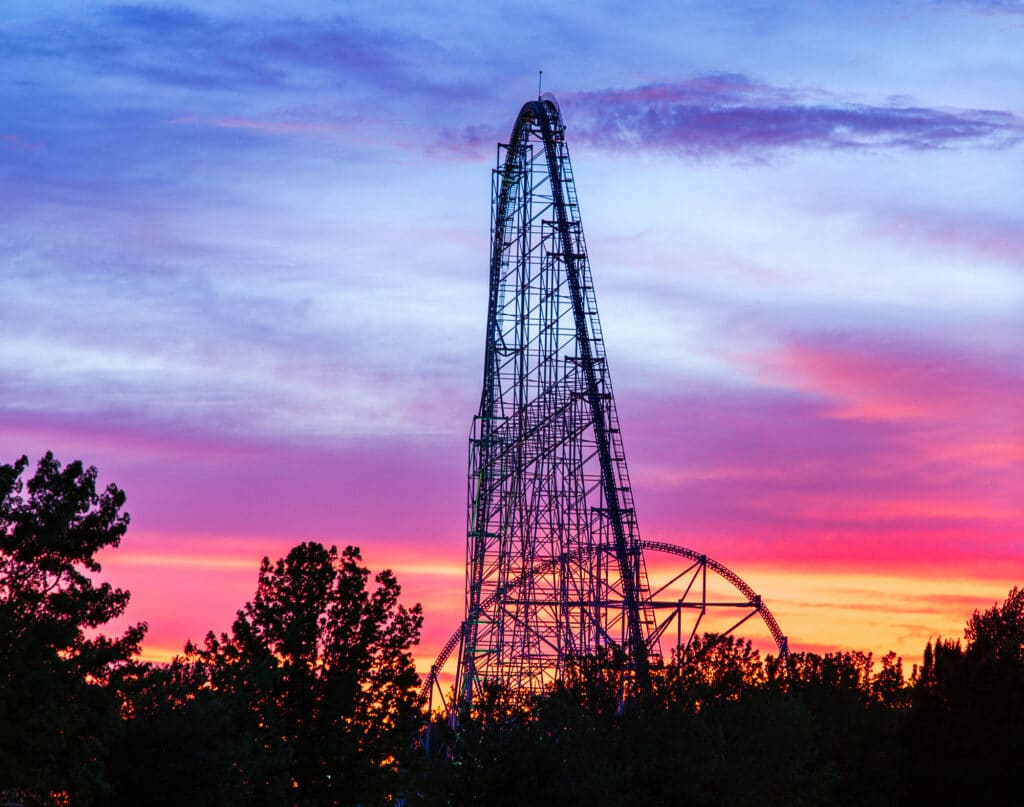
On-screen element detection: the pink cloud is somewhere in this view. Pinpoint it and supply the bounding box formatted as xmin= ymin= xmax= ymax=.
xmin=616 ymin=331 xmax=1022 ymax=579
xmin=863 ymin=207 xmax=1024 ymax=270
xmin=754 ymin=334 xmax=1023 ymax=423
xmin=0 ymin=409 xmax=465 ymax=539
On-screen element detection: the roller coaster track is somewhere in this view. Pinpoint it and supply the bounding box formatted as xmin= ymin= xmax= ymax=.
xmin=425 ymin=539 xmax=788 ymax=708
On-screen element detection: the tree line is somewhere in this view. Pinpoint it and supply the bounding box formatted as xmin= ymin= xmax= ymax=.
xmin=2 ymin=453 xmax=1022 ymax=805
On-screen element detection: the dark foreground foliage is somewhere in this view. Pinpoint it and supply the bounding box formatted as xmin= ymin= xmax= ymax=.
xmin=3 ymin=453 xmax=1023 ymax=806
xmin=422 ymin=640 xmax=906 ymax=807
xmin=419 ymin=587 xmax=1024 ymax=807
xmin=422 ymin=608 xmax=1024 ymax=807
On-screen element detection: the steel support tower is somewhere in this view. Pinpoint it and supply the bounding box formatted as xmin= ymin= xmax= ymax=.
xmin=455 ymin=96 xmax=654 ymax=703
xmin=438 ymin=96 xmax=787 ymax=711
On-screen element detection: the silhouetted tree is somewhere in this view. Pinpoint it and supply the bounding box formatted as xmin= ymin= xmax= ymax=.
xmin=902 ymin=587 xmax=1024 ymax=806
xmin=965 ymin=586 xmax=1024 ymax=665
xmin=0 ymin=453 xmax=145 ymax=806
xmin=185 ymin=542 xmax=424 ymax=805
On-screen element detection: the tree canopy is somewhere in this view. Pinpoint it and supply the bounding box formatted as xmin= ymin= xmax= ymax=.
xmin=114 ymin=542 xmax=424 ymax=806
xmin=0 ymin=452 xmax=145 ymax=805
xmin=902 ymin=586 xmax=1024 ymax=806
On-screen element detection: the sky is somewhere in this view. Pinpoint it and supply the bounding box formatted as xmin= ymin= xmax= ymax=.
xmin=2 ymin=1 xmax=1021 ymax=677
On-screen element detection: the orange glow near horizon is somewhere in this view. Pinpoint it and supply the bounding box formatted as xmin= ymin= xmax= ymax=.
xmin=113 ymin=537 xmax=1021 ymax=682
xmin=730 ymin=564 xmax=1018 ymax=663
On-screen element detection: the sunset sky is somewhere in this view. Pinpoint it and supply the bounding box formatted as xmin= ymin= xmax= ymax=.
xmin=2 ymin=1 xmax=1021 ymax=675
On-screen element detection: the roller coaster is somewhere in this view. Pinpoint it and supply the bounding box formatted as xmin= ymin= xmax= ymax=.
xmin=424 ymin=96 xmax=787 ymax=713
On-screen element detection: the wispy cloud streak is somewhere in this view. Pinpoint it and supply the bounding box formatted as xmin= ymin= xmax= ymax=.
xmin=555 ymin=75 xmax=1023 ymax=158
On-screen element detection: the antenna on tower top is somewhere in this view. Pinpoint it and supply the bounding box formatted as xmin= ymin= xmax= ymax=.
xmin=538 ymin=70 xmax=543 ymax=99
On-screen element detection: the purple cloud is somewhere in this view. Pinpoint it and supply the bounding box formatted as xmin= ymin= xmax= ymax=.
xmin=97 ymin=5 xmax=480 ymax=103
xmin=553 ymin=76 xmax=1023 ymax=159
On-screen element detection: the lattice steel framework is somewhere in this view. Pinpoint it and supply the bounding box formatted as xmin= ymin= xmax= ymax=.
xmin=444 ymin=96 xmax=786 ymax=710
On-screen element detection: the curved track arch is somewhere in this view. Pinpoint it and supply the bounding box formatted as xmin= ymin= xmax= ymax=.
xmin=425 ymin=540 xmax=788 ymax=712
xmin=641 ymin=541 xmax=788 ymax=659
